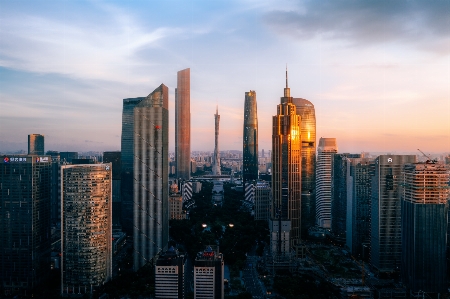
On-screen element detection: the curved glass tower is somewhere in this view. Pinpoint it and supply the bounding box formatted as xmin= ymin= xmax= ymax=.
xmin=175 ymin=68 xmax=191 ymax=180
xmin=243 ymin=90 xmax=258 ymax=184
xmin=292 ymin=98 xmax=316 ymax=236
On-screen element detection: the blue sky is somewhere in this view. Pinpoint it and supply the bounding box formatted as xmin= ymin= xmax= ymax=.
xmin=1 ymin=0 xmax=449 ymax=153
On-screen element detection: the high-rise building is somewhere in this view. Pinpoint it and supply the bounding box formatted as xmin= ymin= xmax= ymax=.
xmin=169 ymin=183 xmax=185 ymax=220
xmin=243 ymin=90 xmax=258 ymax=185
xmin=194 ymin=245 xmax=224 ymax=299
xmin=28 ymin=134 xmax=44 ymax=155
xmin=61 ymin=164 xmax=112 ymax=295
xmin=331 ymin=153 xmax=361 ymax=242
xmin=370 ymin=155 xmax=416 ymax=274
xmin=103 ymin=151 xmax=121 ymax=227
xmin=292 ymin=98 xmax=316 ymax=237
xmin=133 ymin=84 xmax=169 ymax=270
xmin=60 ymin=151 xmax=78 ymax=163
xmin=254 ymin=180 xmax=271 ymax=221
xmin=175 ymin=68 xmax=191 ymax=180
xmin=346 ymin=157 xmax=374 ymax=259
xmin=212 ymin=107 xmax=221 ymax=176
xmin=155 ymin=247 xmax=185 ymax=299
xmin=401 ymin=162 xmax=449 ymax=293
xmin=271 ymin=69 xmax=302 ymax=246
xmin=1 ymin=155 xmax=52 ymax=296
xmin=316 ymin=138 xmax=338 ymax=229
xmin=121 ymin=97 xmax=145 ymax=234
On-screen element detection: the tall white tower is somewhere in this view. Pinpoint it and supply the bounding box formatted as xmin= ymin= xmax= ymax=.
xmin=212 ymin=106 xmax=221 ymax=176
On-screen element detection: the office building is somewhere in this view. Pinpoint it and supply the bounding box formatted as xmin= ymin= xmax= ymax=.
xmin=331 ymin=153 xmax=361 ymax=242
xmin=271 ymin=69 xmax=301 ymax=246
xmin=169 ymin=183 xmax=185 ymax=220
xmin=103 ymin=151 xmax=121 ymax=227
xmin=401 ymin=162 xmax=449 ymax=293
xmin=254 ymin=180 xmax=271 ymax=221
xmin=60 ymin=152 xmax=78 ymax=163
xmin=212 ymin=107 xmax=221 ymax=176
xmin=133 ymin=84 xmax=169 ymax=270
xmin=121 ymin=97 xmax=145 ymax=234
xmin=0 ymin=155 xmax=52 ymax=296
xmin=194 ymin=245 xmax=224 ymax=299
xmin=292 ymin=98 xmax=316 ymax=236
xmin=346 ymin=157 xmax=374 ymax=259
xmin=47 ymin=151 xmax=61 ymax=225
xmin=243 ymin=90 xmax=258 ymax=185
xmin=155 ymin=247 xmax=185 ymax=299
xmin=371 ymin=155 xmax=416 ymax=274
xmin=175 ymin=68 xmax=191 ymax=180
xmin=61 ymin=163 xmax=112 ymax=295
xmin=316 ymin=138 xmax=338 ymax=228
xmin=28 ymin=134 xmax=44 ymax=155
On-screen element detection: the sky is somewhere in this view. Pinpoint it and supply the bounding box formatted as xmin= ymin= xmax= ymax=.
xmin=0 ymin=0 xmax=449 ymax=154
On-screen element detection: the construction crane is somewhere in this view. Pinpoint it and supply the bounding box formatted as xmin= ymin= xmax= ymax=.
xmin=417 ymin=149 xmax=437 ymax=164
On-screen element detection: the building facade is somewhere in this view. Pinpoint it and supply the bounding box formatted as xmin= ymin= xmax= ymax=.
xmin=194 ymin=246 xmax=224 ymax=299
xmin=316 ymin=138 xmax=338 ymax=229
xmin=133 ymin=84 xmax=169 ymax=270
xmin=61 ymin=164 xmax=112 ymax=295
xmin=271 ymin=70 xmax=302 ymax=246
xmin=292 ymin=98 xmax=316 ymax=237
xmin=243 ymin=90 xmax=258 ymax=185
xmin=254 ymin=180 xmax=271 ymax=221
xmin=121 ymin=97 xmax=145 ymax=234
xmin=212 ymin=107 xmax=221 ymax=176
xmin=103 ymin=151 xmax=121 ymax=227
xmin=0 ymin=155 xmax=52 ymax=296
xmin=401 ymin=162 xmax=449 ymax=293
xmin=28 ymin=134 xmax=44 ymax=155
xmin=155 ymin=247 xmax=185 ymax=299
xmin=370 ymin=155 xmax=416 ymax=274
xmin=175 ymin=68 xmax=191 ymax=181
xmin=169 ymin=183 xmax=185 ymax=220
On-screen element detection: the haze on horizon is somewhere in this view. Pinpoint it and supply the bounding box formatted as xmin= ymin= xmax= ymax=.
xmin=0 ymin=0 xmax=449 ymax=154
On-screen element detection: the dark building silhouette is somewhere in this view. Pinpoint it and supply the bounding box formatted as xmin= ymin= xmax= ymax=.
xmin=121 ymin=97 xmax=145 ymax=234
xmin=60 ymin=152 xmax=78 ymax=163
xmin=243 ymin=90 xmax=258 ymax=184
xmin=1 ymin=155 xmax=52 ymax=296
xmin=292 ymin=98 xmax=316 ymax=237
xmin=401 ymin=162 xmax=449 ymax=294
xmin=28 ymin=134 xmax=44 ymax=155
xmin=175 ymin=68 xmax=191 ymax=181
xmin=104 ymin=151 xmax=121 ymax=227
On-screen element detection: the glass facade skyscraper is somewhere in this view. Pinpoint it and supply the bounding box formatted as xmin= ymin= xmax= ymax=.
xmin=133 ymin=84 xmax=169 ymax=270
xmin=175 ymin=68 xmax=191 ymax=181
xmin=1 ymin=155 xmax=51 ymax=296
xmin=121 ymin=97 xmax=145 ymax=234
xmin=401 ymin=162 xmax=449 ymax=293
xmin=292 ymin=98 xmax=316 ymax=236
xmin=28 ymin=134 xmax=44 ymax=155
xmin=243 ymin=90 xmax=258 ymax=184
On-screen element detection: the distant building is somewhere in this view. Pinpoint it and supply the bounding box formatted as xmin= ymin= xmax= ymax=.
xmin=175 ymin=68 xmax=191 ymax=181
xmin=103 ymin=151 xmax=121 ymax=226
xmin=243 ymin=90 xmax=258 ymax=185
xmin=155 ymin=247 xmax=185 ymax=299
xmin=316 ymin=137 xmax=338 ymax=229
xmin=61 ymin=163 xmax=112 ymax=295
xmin=0 ymin=155 xmax=52 ymax=296
xmin=121 ymin=97 xmax=145 ymax=234
xmin=169 ymin=183 xmax=185 ymax=220
xmin=194 ymin=246 xmax=224 ymax=299
xmin=60 ymin=151 xmax=78 ymax=163
xmin=212 ymin=107 xmax=221 ymax=176
xmin=28 ymin=134 xmax=44 ymax=155
xmin=401 ymin=162 xmax=449 ymax=293
xmin=133 ymin=85 xmax=169 ymax=270
xmin=371 ymin=155 xmax=416 ymax=274
xmin=254 ymin=181 xmax=271 ymax=221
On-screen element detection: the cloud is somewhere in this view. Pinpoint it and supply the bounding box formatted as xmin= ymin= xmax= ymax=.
xmin=263 ymin=0 xmax=450 ymax=53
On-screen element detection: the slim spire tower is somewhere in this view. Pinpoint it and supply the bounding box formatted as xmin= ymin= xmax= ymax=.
xmin=212 ymin=106 xmax=221 ymax=175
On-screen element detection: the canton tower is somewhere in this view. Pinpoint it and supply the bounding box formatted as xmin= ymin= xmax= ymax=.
xmin=212 ymin=106 xmax=221 ymax=175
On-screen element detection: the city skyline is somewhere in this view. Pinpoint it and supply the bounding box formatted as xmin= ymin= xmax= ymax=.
xmin=1 ymin=1 xmax=449 ymax=153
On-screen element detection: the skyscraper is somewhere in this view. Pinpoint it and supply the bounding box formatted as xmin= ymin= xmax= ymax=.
xmin=121 ymin=97 xmax=145 ymax=234
xmin=272 ymin=69 xmax=302 ymax=246
xmin=1 ymin=154 xmax=52 ymax=295
xmin=401 ymin=162 xmax=449 ymax=293
xmin=316 ymin=137 xmax=337 ymax=229
xmin=292 ymin=98 xmax=316 ymax=236
xmin=194 ymin=245 xmax=224 ymax=299
xmin=371 ymin=155 xmax=416 ymax=274
xmin=243 ymin=90 xmax=258 ymax=184
xmin=61 ymin=164 xmax=112 ymax=295
xmin=133 ymin=84 xmax=169 ymax=270
xmin=212 ymin=106 xmax=221 ymax=176
xmin=28 ymin=134 xmax=44 ymax=155
xmin=155 ymin=247 xmax=185 ymax=299
xmin=175 ymin=68 xmax=191 ymax=180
